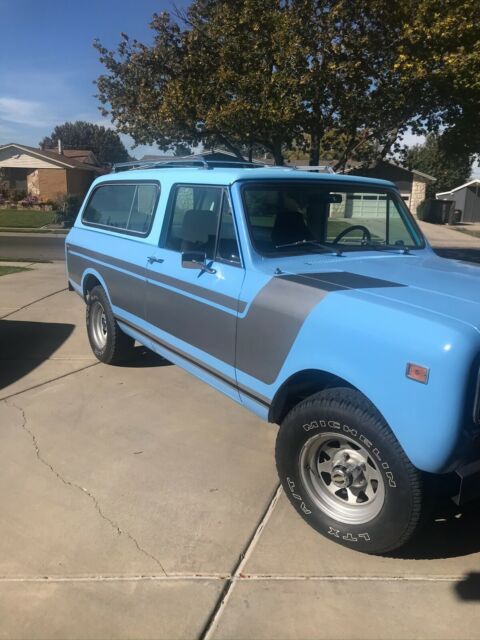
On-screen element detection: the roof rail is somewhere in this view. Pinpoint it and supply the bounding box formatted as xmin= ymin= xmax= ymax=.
xmin=112 ymin=158 xmax=263 ymax=172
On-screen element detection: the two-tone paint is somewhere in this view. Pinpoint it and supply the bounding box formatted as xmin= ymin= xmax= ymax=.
xmin=66 ymin=167 xmax=480 ymax=478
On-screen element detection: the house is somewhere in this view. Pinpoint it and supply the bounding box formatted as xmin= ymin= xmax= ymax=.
xmin=0 ymin=142 xmax=103 ymax=202
xmin=436 ymin=179 xmax=480 ymax=223
xmin=347 ymin=160 xmax=436 ymax=214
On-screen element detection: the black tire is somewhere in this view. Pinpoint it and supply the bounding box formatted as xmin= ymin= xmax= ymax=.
xmin=86 ymin=285 xmax=134 ymax=364
xmin=275 ymin=388 xmax=424 ymax=554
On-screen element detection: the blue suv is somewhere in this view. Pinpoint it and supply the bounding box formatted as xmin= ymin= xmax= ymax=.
xmin=66 ymin=160 xmax=480 ymax=554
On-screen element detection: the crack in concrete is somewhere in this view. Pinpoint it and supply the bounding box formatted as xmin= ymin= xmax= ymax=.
xmin=6 ymin=398 xmax=168 ymax=577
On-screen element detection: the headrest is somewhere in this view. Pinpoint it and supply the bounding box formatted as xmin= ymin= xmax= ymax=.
xmin=181 ymin=209 xmax=218 ymax=242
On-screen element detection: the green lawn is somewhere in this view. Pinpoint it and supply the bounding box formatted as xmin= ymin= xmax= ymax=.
xmin=0 ymin=266 xmax=29 ymax=276
xmin=0 ymin=209 xmax=56 ymax=228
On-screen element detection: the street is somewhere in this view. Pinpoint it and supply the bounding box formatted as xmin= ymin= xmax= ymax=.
xmin=0 ymin=233 xmax=66 ymax=261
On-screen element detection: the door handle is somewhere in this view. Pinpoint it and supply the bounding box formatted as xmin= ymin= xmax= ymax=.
xmin=147 ymin=256 xmax=164 ymax=264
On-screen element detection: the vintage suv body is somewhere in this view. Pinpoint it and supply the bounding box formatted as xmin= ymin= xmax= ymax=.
xmin=66 ymin=161 xmax=480 ymax=554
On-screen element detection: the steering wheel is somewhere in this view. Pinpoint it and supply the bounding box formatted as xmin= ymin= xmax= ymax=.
xmin=333 ymin=224 xmax=372 ymax=245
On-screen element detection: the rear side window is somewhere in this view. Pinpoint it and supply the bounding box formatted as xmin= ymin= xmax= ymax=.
xmin=82 ymin=182 xmax=159 ymax=235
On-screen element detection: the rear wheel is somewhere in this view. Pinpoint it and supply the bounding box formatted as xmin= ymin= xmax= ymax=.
xmin=86 ymin=285 xmax=134 ymax=364
xmin=275 ymin=388 xmax=424 ymax=554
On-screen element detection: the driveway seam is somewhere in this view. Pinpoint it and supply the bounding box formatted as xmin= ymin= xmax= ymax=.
xmin=200 ymin=484 xmax=283 ymax=640
xmin=6 ymin=398 xmax=168 ymax=577
xmin=0 ymin=287 xmax=67 ymax=319
xmin=0 ymin=574 xmax=466 ymax=583
xmin=0 ymin=361 xmax=99 ymax=401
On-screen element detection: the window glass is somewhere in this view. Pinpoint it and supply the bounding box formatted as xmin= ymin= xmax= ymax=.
xmin=216 ymin=197 xmax=241 ymax=264
xmin=83 ymin=183 xmax=158 ymax=234
xmin=166 ymin=185 xmax=222 ymax=258
xmin=242 ymin=183 xmax=420 ymax=255
xmin=127 ymin=184 xmax=158 ymax=233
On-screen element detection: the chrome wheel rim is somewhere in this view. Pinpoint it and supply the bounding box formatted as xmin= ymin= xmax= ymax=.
xmin=299 ymin=432 xmax=385 ymax=525
xmin=90 ymin=301 xmax=108 ymax=349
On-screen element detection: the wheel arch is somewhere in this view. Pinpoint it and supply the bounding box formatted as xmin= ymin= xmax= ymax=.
xmin=82 ymin=269 xmax=111 ymax=303
xmin=269 ymin=369 xmax=360 ymax=424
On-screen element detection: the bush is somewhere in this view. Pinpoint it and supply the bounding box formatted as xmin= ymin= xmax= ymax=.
xmin=54 ymin=194 xmax=81 ymax=225
xmin=20 ymin=194 xmax=40 ymax=208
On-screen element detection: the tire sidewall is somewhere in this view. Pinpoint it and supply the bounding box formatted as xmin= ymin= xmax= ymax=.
xmin=86 ymin=287 xmax=115 ymax=362
xmin=276 ymin=395 xmax=417 ymax=553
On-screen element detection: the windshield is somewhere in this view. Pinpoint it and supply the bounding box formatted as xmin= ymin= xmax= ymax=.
xmin=241 ymin=182 xmax=423 ymax=256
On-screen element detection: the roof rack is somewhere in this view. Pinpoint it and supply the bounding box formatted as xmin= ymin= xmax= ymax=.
xmin=112 ymin=158 xmax=264 ymax=172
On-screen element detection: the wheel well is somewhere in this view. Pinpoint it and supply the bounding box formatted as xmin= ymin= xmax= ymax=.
xmin=83 ymin=274 xmax=102 ymax=300
xmin=268 ymin=370 xmax=356 ymax=424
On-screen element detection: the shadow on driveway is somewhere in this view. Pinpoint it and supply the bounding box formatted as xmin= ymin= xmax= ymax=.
xmin=0 ymin=319 xmax=74 ymax=390
xmin=390 ymin=494 xmax=480 ymax=561
xmin=455 ymin=573 xmax=480 ymax=601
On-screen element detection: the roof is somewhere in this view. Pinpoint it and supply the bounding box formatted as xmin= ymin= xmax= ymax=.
xmin=60 ymin=149 xmax=99 ymax=166
xmin=0 ymin=143 xmax=102 ymax=172
xmin=346 ymin=159 xmax=436 ymax=182
xmin=97 ymin=165 xmax=395 ymax=189
xmin=436 ymin=179 xmax=480 ymax=197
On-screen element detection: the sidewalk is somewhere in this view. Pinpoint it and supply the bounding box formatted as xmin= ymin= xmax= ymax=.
xmin=1 ymin=264 xmax=480 ymax=639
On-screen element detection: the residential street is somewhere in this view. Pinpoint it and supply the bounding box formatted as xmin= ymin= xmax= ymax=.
xmin=0 ymin=233 xmax=66 ymax=261
xmin=0 ymin=262 xmax=480 ymax=639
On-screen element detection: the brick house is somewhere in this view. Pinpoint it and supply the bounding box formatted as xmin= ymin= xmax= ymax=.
xmin=0 ymin=143 xmax=103 ymax=202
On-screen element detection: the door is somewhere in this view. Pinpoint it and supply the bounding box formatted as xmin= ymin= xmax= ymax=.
xmin=145 ymin=184 xmax=245 ymax=399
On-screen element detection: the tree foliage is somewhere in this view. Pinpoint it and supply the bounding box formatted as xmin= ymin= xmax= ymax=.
xmin=94 ymin=0 xmax=480 ymax=166
xmin=400 ymin=134 xmax=472 ymax=197
xmin=40 ymin=121 xmax=130 ymax=165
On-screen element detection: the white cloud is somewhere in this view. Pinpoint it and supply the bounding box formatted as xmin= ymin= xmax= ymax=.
xmin=0 ymin=96 xmax=55 ymax=128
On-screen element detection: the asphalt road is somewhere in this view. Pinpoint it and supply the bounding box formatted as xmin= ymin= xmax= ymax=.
xmin=0 ymin=234 xmax=66 ymax=261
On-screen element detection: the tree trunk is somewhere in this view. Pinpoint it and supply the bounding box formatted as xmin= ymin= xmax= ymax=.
xmin=309 ymin=132 xmax=320 ymax=166
xmin=272 ymin=144 xmax=284 ymax=166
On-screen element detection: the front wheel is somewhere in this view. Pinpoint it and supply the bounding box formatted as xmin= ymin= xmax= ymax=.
xmin=275 ymin=388 xmax=424 ymax=554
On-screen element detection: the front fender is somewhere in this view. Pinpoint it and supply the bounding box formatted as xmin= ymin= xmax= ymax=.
xmin=275 ymin=291 xmax=480 ymax=473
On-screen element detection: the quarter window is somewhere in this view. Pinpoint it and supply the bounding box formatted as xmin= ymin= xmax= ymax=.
xmin=82 ymin=182 xmax=158 ymax=235
xmin=216 ymin=197 xmax=241 ymax=264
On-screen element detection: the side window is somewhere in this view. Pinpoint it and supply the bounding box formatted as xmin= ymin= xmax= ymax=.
xmin=82 ymin=182 xmax=158 ymax=235
xmin=127 ymin=184 xmax=158 ymax=233
xmin=166 ymin=185 xmax=222 ymax=258
xmin=216 ymin=197 xmax=241 ymax=265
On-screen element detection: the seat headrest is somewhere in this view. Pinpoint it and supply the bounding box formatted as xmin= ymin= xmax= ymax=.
xmin=181 ymin=209 xmax=218 ymax=243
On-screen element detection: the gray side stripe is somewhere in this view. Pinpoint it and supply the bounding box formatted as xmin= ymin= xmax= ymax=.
xmin=118 ymin=317 xmax=271 ymax=408
xmin=67 ymin=243 xmax=246 ymax=312
xmin=69 ymin=242 xmax=405 ymax=387
xmin=236 ymin=271 xmax=405 ymax=384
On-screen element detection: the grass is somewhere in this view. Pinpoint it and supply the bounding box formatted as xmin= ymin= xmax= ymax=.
xmin=0 ymin=209 xmax=57 ymax=228
xmin=0 ymin=266 xmax=30 ymax=276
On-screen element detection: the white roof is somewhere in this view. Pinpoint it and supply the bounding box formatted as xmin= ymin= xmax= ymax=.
xmin=437 ymin=179 xmax=480 ymax=197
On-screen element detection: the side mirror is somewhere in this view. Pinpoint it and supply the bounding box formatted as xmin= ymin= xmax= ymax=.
xmin=181 ymin=251 xmax=216 ymax=274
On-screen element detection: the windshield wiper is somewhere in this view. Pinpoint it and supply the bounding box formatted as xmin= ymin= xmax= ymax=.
xmin=275 ymin=239 xmax=343 ymax=256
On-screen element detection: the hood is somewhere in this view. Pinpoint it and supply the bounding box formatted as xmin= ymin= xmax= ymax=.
xmin=268 ymin=250 xmax=480 ymax=333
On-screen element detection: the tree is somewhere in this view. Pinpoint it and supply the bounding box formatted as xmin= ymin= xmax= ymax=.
xmin=40 ymin=121 xmax=130 ymax=165
xmin=94 ymin=0 xmax=480 ymax=166
xmin=400 ymin=134 xmax=472 ymax=196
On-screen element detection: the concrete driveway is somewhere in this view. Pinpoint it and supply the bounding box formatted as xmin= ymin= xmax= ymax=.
xmin=1 ymin=264 xmax=480 ymax=640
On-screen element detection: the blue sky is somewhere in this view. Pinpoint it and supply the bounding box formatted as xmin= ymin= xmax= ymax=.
xmin=0 ymin=0 xmax=189 ymax=158
xmin=0 ymin=0 xmax=429 ymax=161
